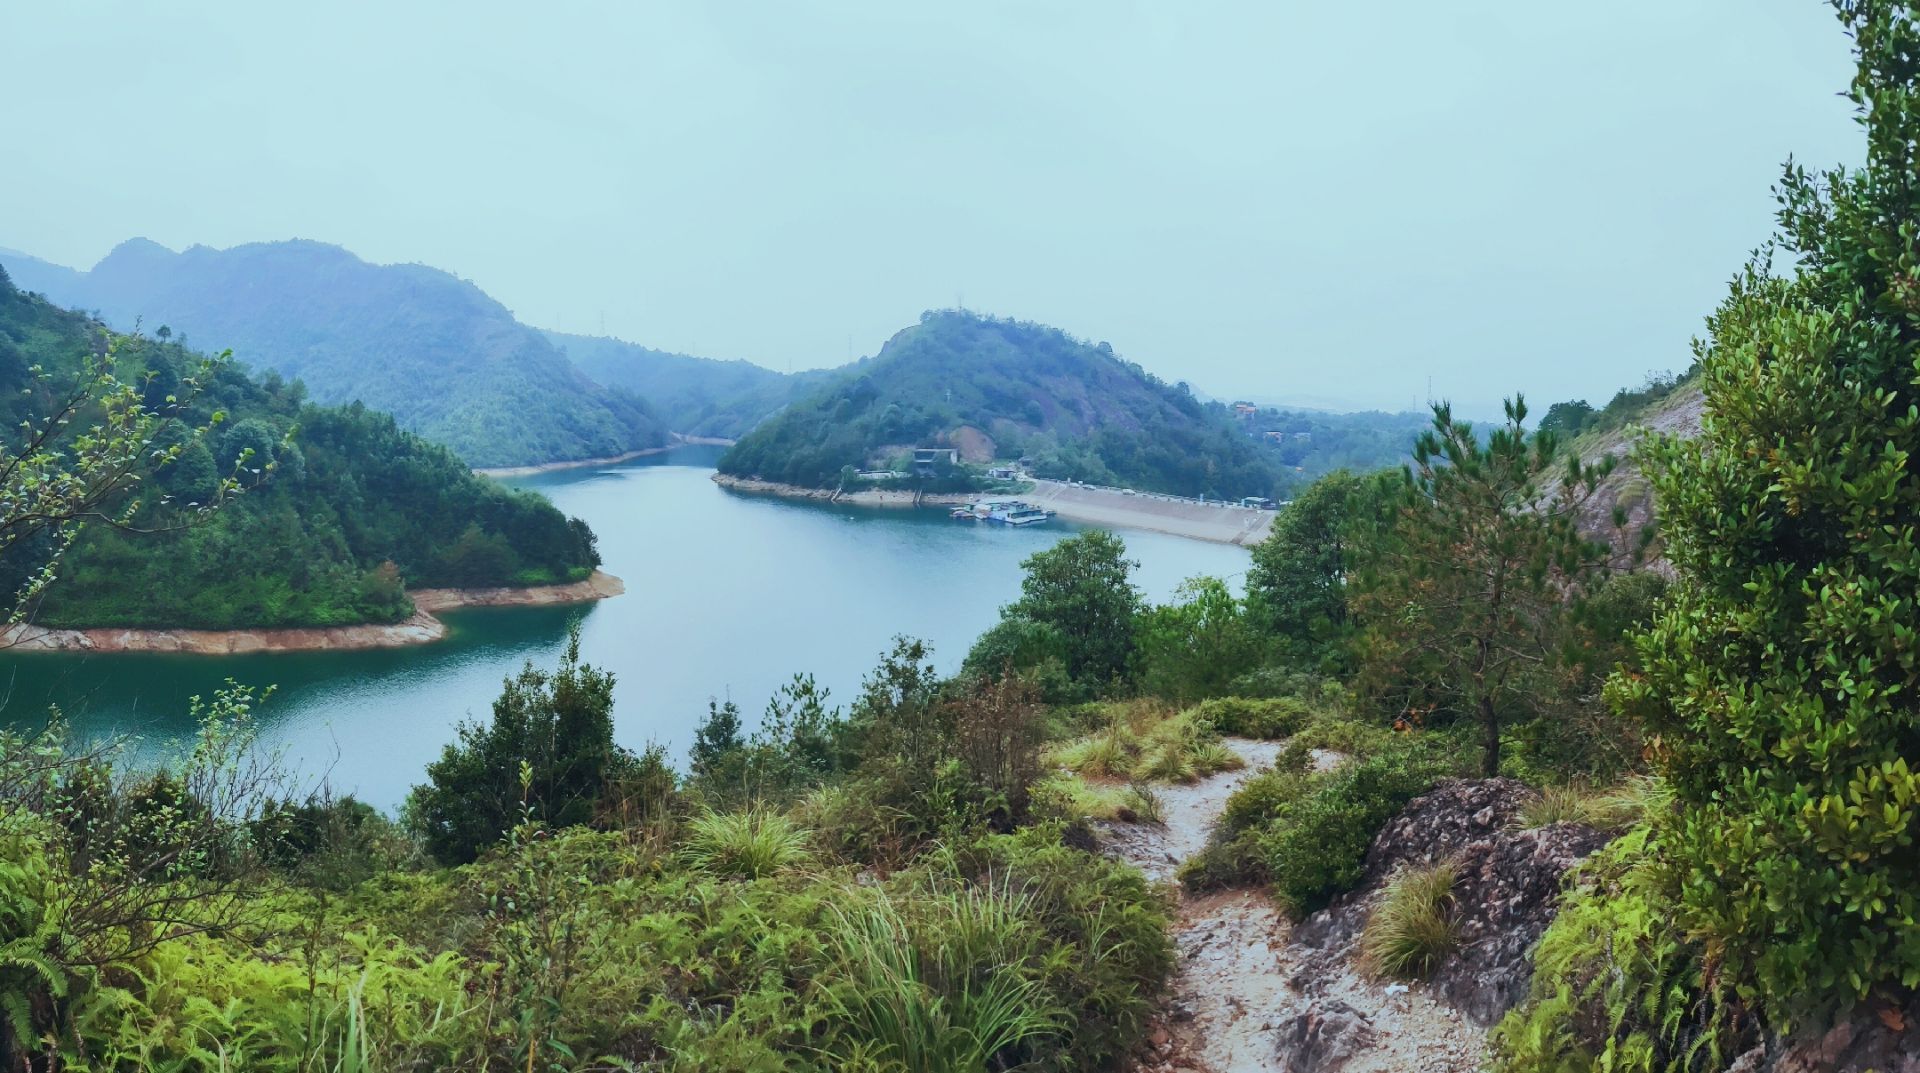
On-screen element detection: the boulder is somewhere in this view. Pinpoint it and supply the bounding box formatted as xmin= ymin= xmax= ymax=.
xmin=1272 ymin=999 xmax=1377 ymax=1073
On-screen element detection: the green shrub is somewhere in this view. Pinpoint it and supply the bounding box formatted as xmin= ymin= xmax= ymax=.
xmin=681 ymin=808 xmax=813 ymax=879
xmin=1191 ymin=696 xmax=1315 ymax=739
xmin=1179 ymin=766 xmax=1325 ymax=891
xmin=1359 ymin=861 xmax=1460 ymax=979
xmin=1263 ymin=747 xmax=1456 ymax=913
xmin=1490 ymin=828 xmax=1738 ymax=1073
xmin=1602 ymin=2 xmax=1920 ymax=1020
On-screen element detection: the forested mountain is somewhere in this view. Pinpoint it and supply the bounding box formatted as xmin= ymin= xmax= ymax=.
xmin=544 ymin=330 xmax=831 ymax=439
xmin=1227 ymin=406 xmax=1429 ymax=488
xmin=0 ymin=239 xmax=668 ymax=468
xmin=0 ymin=266 xmax=600 ymax=629
xmin=718 ymin=310 xmax=1287 ymax=499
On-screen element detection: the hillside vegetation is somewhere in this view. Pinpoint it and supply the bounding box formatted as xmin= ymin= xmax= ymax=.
xmin=0 ymin=239 xmax=668 ymax=468
xmin=0 ymin=268 xmax=600 ymax=630
xmin=719 ymin=310 xmax=1287 ymax=499
xmin=545 ymin=330 xmax=830 ymax=440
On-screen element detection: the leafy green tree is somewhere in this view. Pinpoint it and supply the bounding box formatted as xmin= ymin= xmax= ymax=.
xmin=1133 ymin=576 xmax=1260 ymax=704
xmin=1353 ymin=398 xmax=1623 ymax=775
xmin=1245 ymin=470 xmax=1394 ymax=666
xmin=1536 ymin=399 xmax=1595 ymax=438
xmin=1004 ymin=531 xmax=1142 ymax=693
xmin=960 ymin=615 xmax=1073 ymax=701
xmin=689 ymin=697 xmax=744 ymax=783
xmin=408 ymin=630 xmax=629 ymax=863
xmin=1610 ymin=0 xmax=1920 ymax=1019
xmin=0 ymin=326 xmax=239 ymax=622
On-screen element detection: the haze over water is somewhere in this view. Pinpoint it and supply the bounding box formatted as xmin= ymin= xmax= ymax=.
xmin=0 ymin=448 xmax=1250 ymax=809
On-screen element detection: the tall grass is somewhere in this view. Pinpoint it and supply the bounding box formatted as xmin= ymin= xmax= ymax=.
xmin=680 ymin=809 xmax=812 ymax=879
xmin=1359 ymin=860 xmax=1460 ymax=980
xmin=1046 ymin=701 xmax=1241 ymax=785
xmin=821 ymin=881 xmax=1063 ymax=1069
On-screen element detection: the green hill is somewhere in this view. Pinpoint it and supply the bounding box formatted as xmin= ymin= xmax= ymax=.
xmin=0 ymin=239 xmax=667 ymax=468
xmin=0 ymin=265 xmax=601 ymax=630
xmin=543 ymin=330 xmax=831 ymax=440
xmin=718 ymin=310 xmax=1287 ymax=499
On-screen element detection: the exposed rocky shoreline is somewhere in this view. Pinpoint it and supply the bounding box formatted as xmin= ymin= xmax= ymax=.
xmin=0 ymin=570 xmax=625 ymax=655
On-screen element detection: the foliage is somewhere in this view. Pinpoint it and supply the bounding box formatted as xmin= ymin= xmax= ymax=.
xmin=1132 ymin=576 xmax=1261 ymax=704
xmin=1602 ymin=0 xmax=1920 ymax=1023
xmin=1352 ymin=397 xmax=1636 ymax=775
xmin=1181 ymin=739 xmax=1460 ymax=911
xmin=1046 ymin=700 xmax=1242 ymax=786
xmin=1489 ymin=829 xmax=1739 ymax=1073
xmin=406 ymin=630 xmax=631 ymax=863
xmin=1359 ymin=860 xmax=1461 ymax=980
xmin=1245 ymin=470 xmax=1397 ymax=668
xmin=0 ymin=277 xmax=601 ymax=630
xmin=6 ymin=239 xmax=667 ymax=467
xmin=718 ymin=309 xmax=1286 ymax=498
xmin=1229 ymin=406 xmax=1431 ymax=493
xmin=1002 ymin=531 xmax=1143 ymax=694
xmin=681 ymin=808 xmax=813 ymax=879
xmin=1189 ymin=696 xmax=1316 ymax=739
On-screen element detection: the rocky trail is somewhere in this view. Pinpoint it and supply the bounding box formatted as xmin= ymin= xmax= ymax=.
xmin=1097 ymin=739 xmax=1486 ymax=1073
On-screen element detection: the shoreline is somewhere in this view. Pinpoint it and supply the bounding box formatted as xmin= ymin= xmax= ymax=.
xmin=472 ymin=435 xmax=740 ymax=479
xmin=711 ymin=474 xmax=1275 ymax=546
xmin=712 ymin=473 xmax=976 ymax=510
xmin=473 ymin=446 xmax=676 ymax=479
xmin=0 ymin=570 xmax=626 ymax=655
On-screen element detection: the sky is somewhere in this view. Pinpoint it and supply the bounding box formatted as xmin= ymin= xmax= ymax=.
xmin=0 ymin=2 xmax=1864 ymax=415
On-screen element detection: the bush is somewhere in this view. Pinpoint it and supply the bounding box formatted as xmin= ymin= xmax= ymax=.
xmin=1190 ymin=696 xmax=1314 ymax=739
xmin=1359 ymin=861 xmax=1460 ymax=979
xmin=1180 ymin=742 xmax=1458 ymax=912
xmin=1490 ymin=828 xmax=1738 ymax=1073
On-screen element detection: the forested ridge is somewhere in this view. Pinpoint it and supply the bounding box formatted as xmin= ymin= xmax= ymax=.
xmin=546 ymin=330 xmax=832 ymax=440
xmin=719 ymin=309 xmax=1288 ymax=499
xmin=7 ymin=4 xmax=1920 ymax=1070
xmin=0 ymin=239 xmax=668 ymax=468
xmin=0 ymin=268 xmax=600 ymax=630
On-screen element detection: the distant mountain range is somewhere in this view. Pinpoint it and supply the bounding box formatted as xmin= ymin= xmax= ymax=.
xmin=719 ymin=309 xmax=1289 ymax=499
xmin=542 ymin=331 xmax=829 ymax=441
xmin=0 ymin=240 xmax=667 ymax=468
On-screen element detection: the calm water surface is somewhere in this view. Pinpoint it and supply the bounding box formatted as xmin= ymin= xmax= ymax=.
xmin=0 ymin=448 xmax=1250 ymax=808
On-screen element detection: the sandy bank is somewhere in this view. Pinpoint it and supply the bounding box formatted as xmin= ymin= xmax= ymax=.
xmin=1 ymin=570 xmax=626 ymax=655
xmin=1024 ymin=480 xmax=1275 ymax=546
xmin=473 ymin=446 xmax=676 ymax=478
xmin=713 ymin=474 xmax=1274 ymax=546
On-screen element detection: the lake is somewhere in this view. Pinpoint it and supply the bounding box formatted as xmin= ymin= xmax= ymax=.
xmin=0 ymin=447 xmax=1251 ymax=809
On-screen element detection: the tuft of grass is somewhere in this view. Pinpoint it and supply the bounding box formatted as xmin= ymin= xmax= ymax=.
xmin=1046 ymin=701 xmax=1240 ymax=785
xmin=1518 ymin=784 xmax=1601 ymax=829
xmin=1586 ymin=776 xmax=1668 ymax=831
xmin=680 ymin=808 xmax=812 ymax=879
xmin=1360 ymin=860 xmax=1461 ymax=979
xmin=1518 ymin=777 xmax=1669 ymax=833
xmin=821 ymin=882 xmax=1063 ymax=1068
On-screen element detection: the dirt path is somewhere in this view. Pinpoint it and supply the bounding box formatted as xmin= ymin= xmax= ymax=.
xmin=1102 ymin=739 xmax=1483 ymax=1073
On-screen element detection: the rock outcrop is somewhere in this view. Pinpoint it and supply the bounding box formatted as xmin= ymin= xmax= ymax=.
xmin=1290 ymin=778 xmax=1609 ymax=1026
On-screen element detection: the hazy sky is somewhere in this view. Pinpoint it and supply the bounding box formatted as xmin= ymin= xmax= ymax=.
xmin=1 ymin=2 xmax=1862 ymax=414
